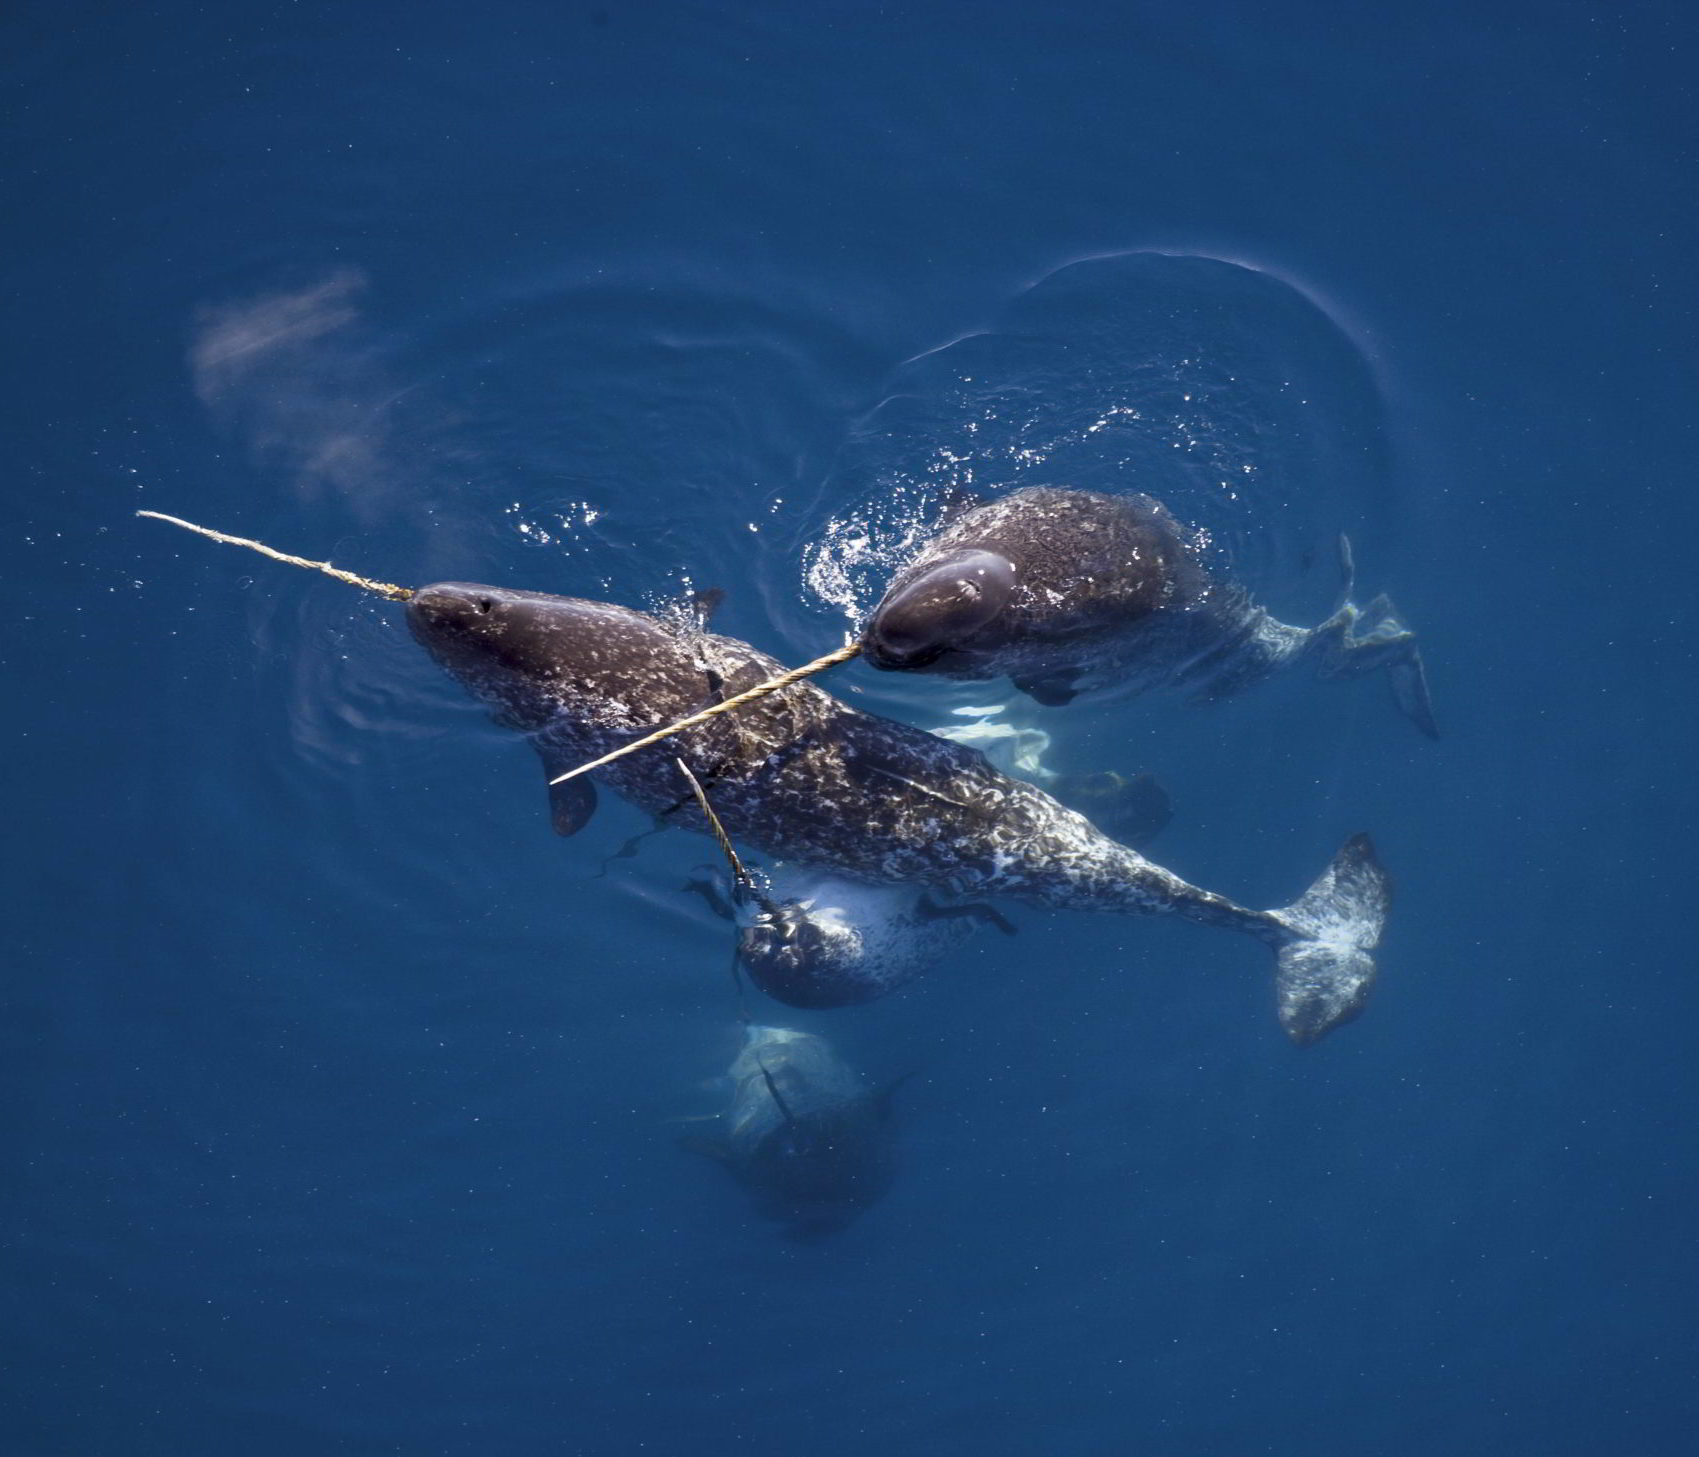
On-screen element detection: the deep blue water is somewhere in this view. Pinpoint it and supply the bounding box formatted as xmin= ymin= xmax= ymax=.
xmin=6 ymin=2 xmax=1697 ymax=1453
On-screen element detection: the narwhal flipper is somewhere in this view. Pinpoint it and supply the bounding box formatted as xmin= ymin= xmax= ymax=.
xmin=1266 ymin=834 xmax=1391 ymax=1045
xmin=536 ymin=743 xmax=599 ymax=834
xmin=1386 ymin=643 xmax=1438 ymax=741
xmin=690 ymin=587 xmax=726 ymax=628
xmin=915 ymin=895 xmax=1017 ymax=936
xmin=681 ymin=871 xmax=739 ymax=921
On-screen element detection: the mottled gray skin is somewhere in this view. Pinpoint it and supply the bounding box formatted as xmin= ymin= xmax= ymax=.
xmin=406 ymin=582 xmax=1390 ymax=1041
xmin=410 ymin=583 xmax=1275 ymax=928
xmin=862 ymin=486 xmax=1437 ymax=735
xmin=680 ymin=1025 xmax=897 ymax=1235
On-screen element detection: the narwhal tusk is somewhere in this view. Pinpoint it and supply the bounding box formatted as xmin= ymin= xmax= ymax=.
xmin=674 ymin=758 xmax=753 ymax=891
xmin=548 ymin=639 xmax=863 ymax=786
xmin=138 ymin=507 xmax=862 ymax=769
xmin=136 ymin=511 xmax=414 ymax=602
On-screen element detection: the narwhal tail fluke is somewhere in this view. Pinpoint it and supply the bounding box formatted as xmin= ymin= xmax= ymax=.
xmin=1386 ymin=639 xmax=1439 ymax=741
xmin=1266 ymin=834 xmax=1391 ymax=1045
xmin=1309 ymin=594 xmax=1438 ymax=739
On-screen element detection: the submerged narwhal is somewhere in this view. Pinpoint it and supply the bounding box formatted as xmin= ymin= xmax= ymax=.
xmin=679 ymin=1024 xmax=902 ymax=1236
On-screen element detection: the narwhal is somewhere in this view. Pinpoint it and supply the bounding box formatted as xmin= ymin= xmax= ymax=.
xmin=678 ymin=1024 xmax=903 ymax=1236
xmin=860 ymin=485 xmax=1437 ymax=735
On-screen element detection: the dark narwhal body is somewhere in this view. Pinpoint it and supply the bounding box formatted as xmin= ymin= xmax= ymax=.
xmin=680 ymin=1024 xmax=898 ymax=1236
xmin=861 ymin=486 xmax=1437 ymax=735
xmin=407 ymin=582 xmax=1389 ymax=1042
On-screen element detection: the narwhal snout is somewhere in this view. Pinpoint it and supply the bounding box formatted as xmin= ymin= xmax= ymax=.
xmin=406 ymin=582 xmax=503 ymax=642
xmin=861 ymin=551 xmax=1016 ymax=671
xmin=860 ymin=613 xmax=948 ymax=670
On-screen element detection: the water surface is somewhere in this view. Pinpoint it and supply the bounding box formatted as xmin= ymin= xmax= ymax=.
xmin=6 ymin=2 xmax=1696 ymax=1454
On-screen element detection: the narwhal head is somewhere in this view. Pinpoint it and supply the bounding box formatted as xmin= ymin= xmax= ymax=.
xmin=406 ymin=582 xmax=688 ymax=733
xmin=736 ymin=898 xmax=886 ymax=1009
xmin=860 ymin=549 xmax=1017 ymax=672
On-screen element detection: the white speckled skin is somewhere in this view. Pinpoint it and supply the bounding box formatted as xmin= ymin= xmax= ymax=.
xmin=406 ymin=582 xmax=1392 ymax=1040
xmin=734 ymin=871 xmax=982 ymax=1004
xmin=407 ymin=582 xmax=1277 ymax=939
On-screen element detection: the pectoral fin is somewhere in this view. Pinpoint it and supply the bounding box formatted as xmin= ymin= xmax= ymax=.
xmin=916 ymin=896 xmax=1017 ymax=936
xmin=535 ymin=744 xmax=598 ymax=836
xmin=681 ymin=874 xmax=738 ymax=921
xmin=548 ymin=775 xmax=597 ymax=836
xmin=1012 ymin=669 xmax=1080 ymax=707
xmin=1389 ymin=649 xmax=1439 ymax=740
xmin=691 ymin=587 xmax=726 ymax=629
